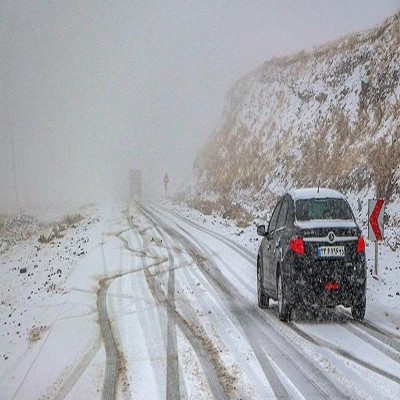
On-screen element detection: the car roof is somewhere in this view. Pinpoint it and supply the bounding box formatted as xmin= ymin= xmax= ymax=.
xmin=287 ymin=187 xmax=346 ymax=201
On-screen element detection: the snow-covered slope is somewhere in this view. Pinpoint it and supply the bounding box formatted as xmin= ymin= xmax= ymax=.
xmin=191 ymin=12 xmax=400 ymax=217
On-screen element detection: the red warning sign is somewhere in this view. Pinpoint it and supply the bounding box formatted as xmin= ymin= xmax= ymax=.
xmin=368 ymin=199 xmax=385 ymax=241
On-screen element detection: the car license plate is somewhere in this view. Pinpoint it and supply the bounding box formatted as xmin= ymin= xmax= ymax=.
xmin=317 ymin=246 xmax=345 ymax=257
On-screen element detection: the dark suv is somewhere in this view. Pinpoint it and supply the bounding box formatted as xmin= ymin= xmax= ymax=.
xmin=257 ymin=188 xmax=366 ymax=321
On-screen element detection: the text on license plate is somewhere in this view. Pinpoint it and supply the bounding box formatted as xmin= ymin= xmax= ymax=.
xmin=317 ymin=246 xmax=345 ymax=257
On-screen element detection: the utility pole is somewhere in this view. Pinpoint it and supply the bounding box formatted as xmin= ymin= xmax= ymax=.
xmin=10 ymin=124 xmax=20 ymax=211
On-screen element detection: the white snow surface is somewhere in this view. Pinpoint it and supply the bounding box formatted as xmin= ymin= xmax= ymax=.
xmin=0 ymin=199 xmax=399 ymax=399
xmin=288 ymin=187 xmax=346 ymax=201
xmin=295 ymin=220 xmax=358 ymax=230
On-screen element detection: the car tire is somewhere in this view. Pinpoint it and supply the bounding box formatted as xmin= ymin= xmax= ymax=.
xmin=257 ymin=258 xmax=269 ymax=309
xmin=277 ymin=268 xmax=290 ymax=321
xmin=351 ymin=294 xmax=366 ymax=321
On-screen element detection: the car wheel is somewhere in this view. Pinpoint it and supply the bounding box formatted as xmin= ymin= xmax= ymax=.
xmin=277 ymin=269 xmax=290 ymax=321
xmin=351 ymin=294 xmax=366 ymax=321
xmin=257 ymin=259 xmax=269 ymax=309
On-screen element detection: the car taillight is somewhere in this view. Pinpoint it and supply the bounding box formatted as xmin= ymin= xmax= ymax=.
xmin=290 ymin=237 xmax=305 ymax=255
xmin=325 ymin=282 xmax=339 ymax=291
xmin=357 ymin=237 xmax=365 ymax=254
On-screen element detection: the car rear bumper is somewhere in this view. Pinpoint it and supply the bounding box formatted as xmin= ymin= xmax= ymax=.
xmin=284 ymin=255 xmax=366 ymax=308
xmin=287 ymin=277 xmax=365 ymax=308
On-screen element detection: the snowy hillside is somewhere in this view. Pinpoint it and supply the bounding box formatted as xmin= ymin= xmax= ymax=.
xmin=191 ymin=12 xmax=400 ymax=219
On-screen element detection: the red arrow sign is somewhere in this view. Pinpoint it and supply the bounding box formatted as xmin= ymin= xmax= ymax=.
xmin=369 ymin=199 xmax=384 ymax=241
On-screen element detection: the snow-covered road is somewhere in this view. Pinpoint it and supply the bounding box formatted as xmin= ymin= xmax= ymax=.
xmin=1 ymin=201 xmax=400 ymax=399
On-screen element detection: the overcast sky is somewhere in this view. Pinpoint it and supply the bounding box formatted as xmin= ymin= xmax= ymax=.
xmin=1 ymin=1 xmax=399 ymax=212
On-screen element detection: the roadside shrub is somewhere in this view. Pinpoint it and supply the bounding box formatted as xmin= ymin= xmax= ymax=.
xmin=220 ymin=200 xmax=253 ymax=228
xmin=62 ymin=213 xmax=83 ymax=227
xmin=189 ymin=199 xmax=215 ymax=216
xmin=38 ymin=213 xmax=83 ymax=244
xmin=368 ymin=136 xmax=400 ymax=200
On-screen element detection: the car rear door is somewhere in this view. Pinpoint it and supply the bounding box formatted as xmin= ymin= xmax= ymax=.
xmin=264 ymin=200 xmax=282 ymax=292
xmin=271 ymin=198 xmax=289 ymax=287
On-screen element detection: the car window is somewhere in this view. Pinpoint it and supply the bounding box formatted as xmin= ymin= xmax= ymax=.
xmin=268 ymin=201 xmax=282 ymax=234
xmin=276 ymin=198 xmax=288 ymax=229
xmin=295 ymin=198 xmax=354 ymax=221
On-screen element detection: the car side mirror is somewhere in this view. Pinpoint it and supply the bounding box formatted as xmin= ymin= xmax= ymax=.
xmin=257 ymin=224 xmax=267 ymax=236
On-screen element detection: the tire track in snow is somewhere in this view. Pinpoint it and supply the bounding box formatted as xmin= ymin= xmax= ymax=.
xmin=179 ymin=229 xmax=337 ymax=399
xmin=178 ymin=266 xmax=271 ymax=399
xmin=342 ymin=322 xmax=400 ymax=364
xmin=115 ymin=228 xmax=160 ymax=260
xmin=144 ymin=267 xmax=229 ymax=400
xmin=150 ymin=205 xmax=254 ymax=295
xmin=153 ymin=204 xmax=254 ymax=262
xmin=97 ymin=275 xmax=120 ymax=400
xmin=289 ymin=323 xmax=400 ymax=385
xmin=53 ymin=336 xmax=102 ymax=400
xmin=157 ymin=227 xmax=181 ymax=399
xmin=98 ymin=220 xmax=168 ymax=400
xmin=126 ymin=210 xmax=181 ymax=398
xmin=139 ymin=207 xmax=230 ymax=399
xmin=338 ymin=308 xmax=400 ymax=353
xmin=142 ymin=206 xmax=291 ymax=399
xmin=97 ymin=260 xmax=169 ymax=400
xmin=96 ymin=223 xmax=119 ymax=400
xmin=124 ymin=221 xmax=167 ymax=398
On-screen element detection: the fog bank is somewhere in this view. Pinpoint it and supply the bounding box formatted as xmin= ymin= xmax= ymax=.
xmin=1 ymin=1 xmax=398 ymax=212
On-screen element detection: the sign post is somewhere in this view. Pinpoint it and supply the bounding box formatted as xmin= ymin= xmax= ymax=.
xmin=368 ymin=199 xmax=385 ymax=277
xmin=163 ymin=172 xmax=169 ymax=200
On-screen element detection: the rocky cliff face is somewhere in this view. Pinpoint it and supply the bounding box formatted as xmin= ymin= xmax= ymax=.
xmin=191 ymin=12 xmax=400 ymax=219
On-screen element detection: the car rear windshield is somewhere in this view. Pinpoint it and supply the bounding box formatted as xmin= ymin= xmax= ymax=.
xmin=295 ymin=198 xmax=353 ymax=221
